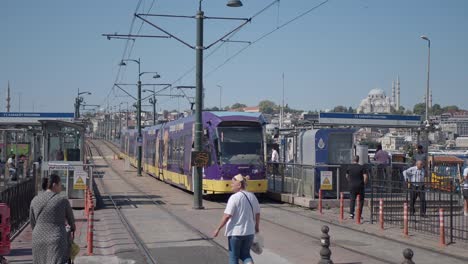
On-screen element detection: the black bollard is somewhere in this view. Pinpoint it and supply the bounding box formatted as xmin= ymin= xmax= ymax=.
xmin=318 ymin=225 xmax=333 ymax=264
xmin=402 ymin=248 xmax=415 ymax=264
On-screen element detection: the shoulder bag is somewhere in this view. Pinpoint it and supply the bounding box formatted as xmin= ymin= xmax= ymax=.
xmin=240 ymin=191 xmax=263 ymax=255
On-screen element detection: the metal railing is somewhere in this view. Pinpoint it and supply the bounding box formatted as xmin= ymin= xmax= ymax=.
xmin=0 ymin=177 xmax=36 ymax=235
xmin=267 ymin=162 xmax=341 ymax=198
xmin=370 ymin=178 xmax=467 ymax=244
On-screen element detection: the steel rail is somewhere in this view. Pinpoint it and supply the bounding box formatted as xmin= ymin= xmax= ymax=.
xmin=87 ymin=140 xmax=159 ymax=264
xmin=91 ymin=140 xmax=229 ymax=255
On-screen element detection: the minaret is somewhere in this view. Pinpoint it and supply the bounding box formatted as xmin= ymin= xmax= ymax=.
xmin=429 ymin=89 xmax=432 ymax=109
xmin=6 ymin=81 xmax=11 ymax=112
xmin=396 ymin=76 xmax=400 ymax=111
xmin=391 ymin=80 xmax=396 ymax=107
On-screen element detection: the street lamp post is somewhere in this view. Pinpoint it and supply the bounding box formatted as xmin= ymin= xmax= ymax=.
xmin=421 ymin=35 xmax=431 ymax=123
xmin=149 ymin=93 xmax=157 ymax=125
xmin=75 ymin=89 xmax=91 ymax=118
xmin=120 ymin=59 xmax=160 ymax=176
xmin=143 ymin=87 xmax=185 ymax=126
xmin=421 ymin=35 xmax=431 ymax=177
xmin=216 ymin=85 xmax=222 ymax=110
xmin=131 ymin=0 xmax=245 ymax=209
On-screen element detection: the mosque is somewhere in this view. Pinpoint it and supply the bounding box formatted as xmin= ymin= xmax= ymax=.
xmin=356 ymin=77 xmax=411 ymax=114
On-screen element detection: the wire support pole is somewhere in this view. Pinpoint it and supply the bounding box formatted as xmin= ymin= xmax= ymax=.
xmin=193 ymin=9 xmax=204 ymax=210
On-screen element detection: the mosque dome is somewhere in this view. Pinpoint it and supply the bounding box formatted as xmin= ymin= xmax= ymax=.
xmin=357 ymin=88 xmax=393 ymax=114
xmin=368 ymin=88 xmax=385 ymax=97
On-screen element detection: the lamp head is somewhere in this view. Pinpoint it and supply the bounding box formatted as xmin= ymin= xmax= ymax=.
xmin=153 ymin=73 xmax=161 ymax=79
xmin=119 ymin=61 xmax=126 ymax=66
xmin=420 ymin=35 xmax=429 ymax=41
xmin=227 ymin=0 xmax=243 ymax=7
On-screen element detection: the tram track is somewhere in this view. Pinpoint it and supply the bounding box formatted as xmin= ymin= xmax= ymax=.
xmin=101 ymin=139 xmax=468 ymax=263
xmin=99 ymin=140 xmax=404 ymax=263
xmin=87 ymin=140 xmax=159 ymax=264
xmin=87 ymin=140 xmax=229 ymax=263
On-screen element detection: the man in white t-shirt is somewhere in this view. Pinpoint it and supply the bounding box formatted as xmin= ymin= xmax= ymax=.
xmin=462 ymin=167 xmax=468 ymax=216
xmin=213 ymin=174 xmax=260 ymax=264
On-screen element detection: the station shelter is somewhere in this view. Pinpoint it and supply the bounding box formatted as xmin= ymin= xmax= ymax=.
xmin=0 ymin=112 xmax=90 ymax=208
xmin=40 ymin=120 xmax=90 ymax=208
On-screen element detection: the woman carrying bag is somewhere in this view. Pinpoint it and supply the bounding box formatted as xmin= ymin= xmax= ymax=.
xmin=30 ymin=174 xmax=76 ymax=264
xmin=213 ymin=174 xmax=262 ymax=264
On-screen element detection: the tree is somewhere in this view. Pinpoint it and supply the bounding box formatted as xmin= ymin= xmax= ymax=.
xmin=259 ymin=100 xmax=277 ymax=114
xmin=413 ymin=103 xmax=426 ymax=115
xmin=442 ymin=105 xmax=459 ymax=113
xmin=392 ymin=106 xmax=406 ymax=114
xmin=431 ymin=104 xmax=443 ymax=115
xmin=332 ymin=105 xmax=348 ymax=113
xmin=404 ymin=109 xmax=413 ymax=115
xmin=347 ymin=106 xmax=355 ymax=113
xmin=205 ymin=106 xmax=220 ymax=111
xmin=231 ymin=103 xmax=246 ymax=110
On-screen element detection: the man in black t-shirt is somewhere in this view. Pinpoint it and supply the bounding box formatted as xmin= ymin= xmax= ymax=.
xmin=346 ymin=156 xmax=368 ymax=219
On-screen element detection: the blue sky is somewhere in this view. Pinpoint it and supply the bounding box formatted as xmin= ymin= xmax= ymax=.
xmin=2 ymin=0 xmax=468 ymax=113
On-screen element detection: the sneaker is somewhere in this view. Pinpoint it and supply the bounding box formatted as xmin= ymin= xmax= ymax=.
xmin=349 ymin=214 xmax=354 ymax=219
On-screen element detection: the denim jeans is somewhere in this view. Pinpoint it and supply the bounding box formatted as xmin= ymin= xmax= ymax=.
xmin=228 ymin=234 xmax=254 ymax=264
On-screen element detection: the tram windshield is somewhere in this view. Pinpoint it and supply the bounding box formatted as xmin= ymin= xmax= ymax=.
xmin=218 ymin=126 xmax=263 ymax=165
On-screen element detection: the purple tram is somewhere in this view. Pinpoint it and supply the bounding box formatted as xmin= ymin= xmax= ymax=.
xmin=119 ymin=112 xmax=268 ymax=194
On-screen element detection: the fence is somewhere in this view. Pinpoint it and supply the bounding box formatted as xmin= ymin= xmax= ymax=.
xmin=370 ymin=178 xmax=467 ymax=244
xmin=267 ymin=162 xmax=342 ymax=198
xmin=0 ymin=177 xmax=36 ymax=235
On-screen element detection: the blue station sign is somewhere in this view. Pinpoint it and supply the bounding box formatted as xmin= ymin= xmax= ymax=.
xmin=319 ymin=112 xmax=421 ymax=127
xmin=0 ymin=112 xmax=75 ymax=124
xmin=0 ymin=112 xmax=75 ymax=118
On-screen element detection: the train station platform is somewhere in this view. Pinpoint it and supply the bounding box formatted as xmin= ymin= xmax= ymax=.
xmin=5 ymin=139 xmax=468 ymax=264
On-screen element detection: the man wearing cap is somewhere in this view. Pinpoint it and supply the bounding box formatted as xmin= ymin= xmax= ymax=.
xmin=213 ymin=174 xmax=261 ymax=264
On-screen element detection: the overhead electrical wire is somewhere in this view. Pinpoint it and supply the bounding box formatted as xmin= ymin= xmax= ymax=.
xmin=204 ymin=0 xmax=329 ymax=78
xmin=102 ymin=0 xmax=329 ymax=111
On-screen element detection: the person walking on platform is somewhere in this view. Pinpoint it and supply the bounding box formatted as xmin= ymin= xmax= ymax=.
xmin=374 ymin=144 xmax=390 ymax=165
xmin=7 ymin=154 xmax=17 ymax=181
xmin=346 ymin=156 xmax=368 ymax=219
xmin=30 ymin=174 xmax=76 ymax=264
xmin=213 ymin=174 xmax=261 ymax=264
xmin=403 ymin=160 xmax=427 ymax=217
xmin=413 ymin=145 xmax=427 ymax=165
xmin=271 ymin=146 xmax=280 ymax=177
xmin=462 ymin=166 xmax=468 ymax=216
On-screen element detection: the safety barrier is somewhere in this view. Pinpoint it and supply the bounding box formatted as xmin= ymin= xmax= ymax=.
xmin=370 ymin=179 xmax=467 ymax=244
xmin=318 ymin=189 xmax=323 ymax=214
xmin=86 ymin=186 xmax=94 ymax=256
xmin=339 ymin=192 xmax=344 ymax=222
xmin=0 ymin=178 xmax=35 ymax=235
xmin=356 ymin=194 xmax=362 ymax=224
xmin=0 ymin=204 xmax=10 ymax=256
